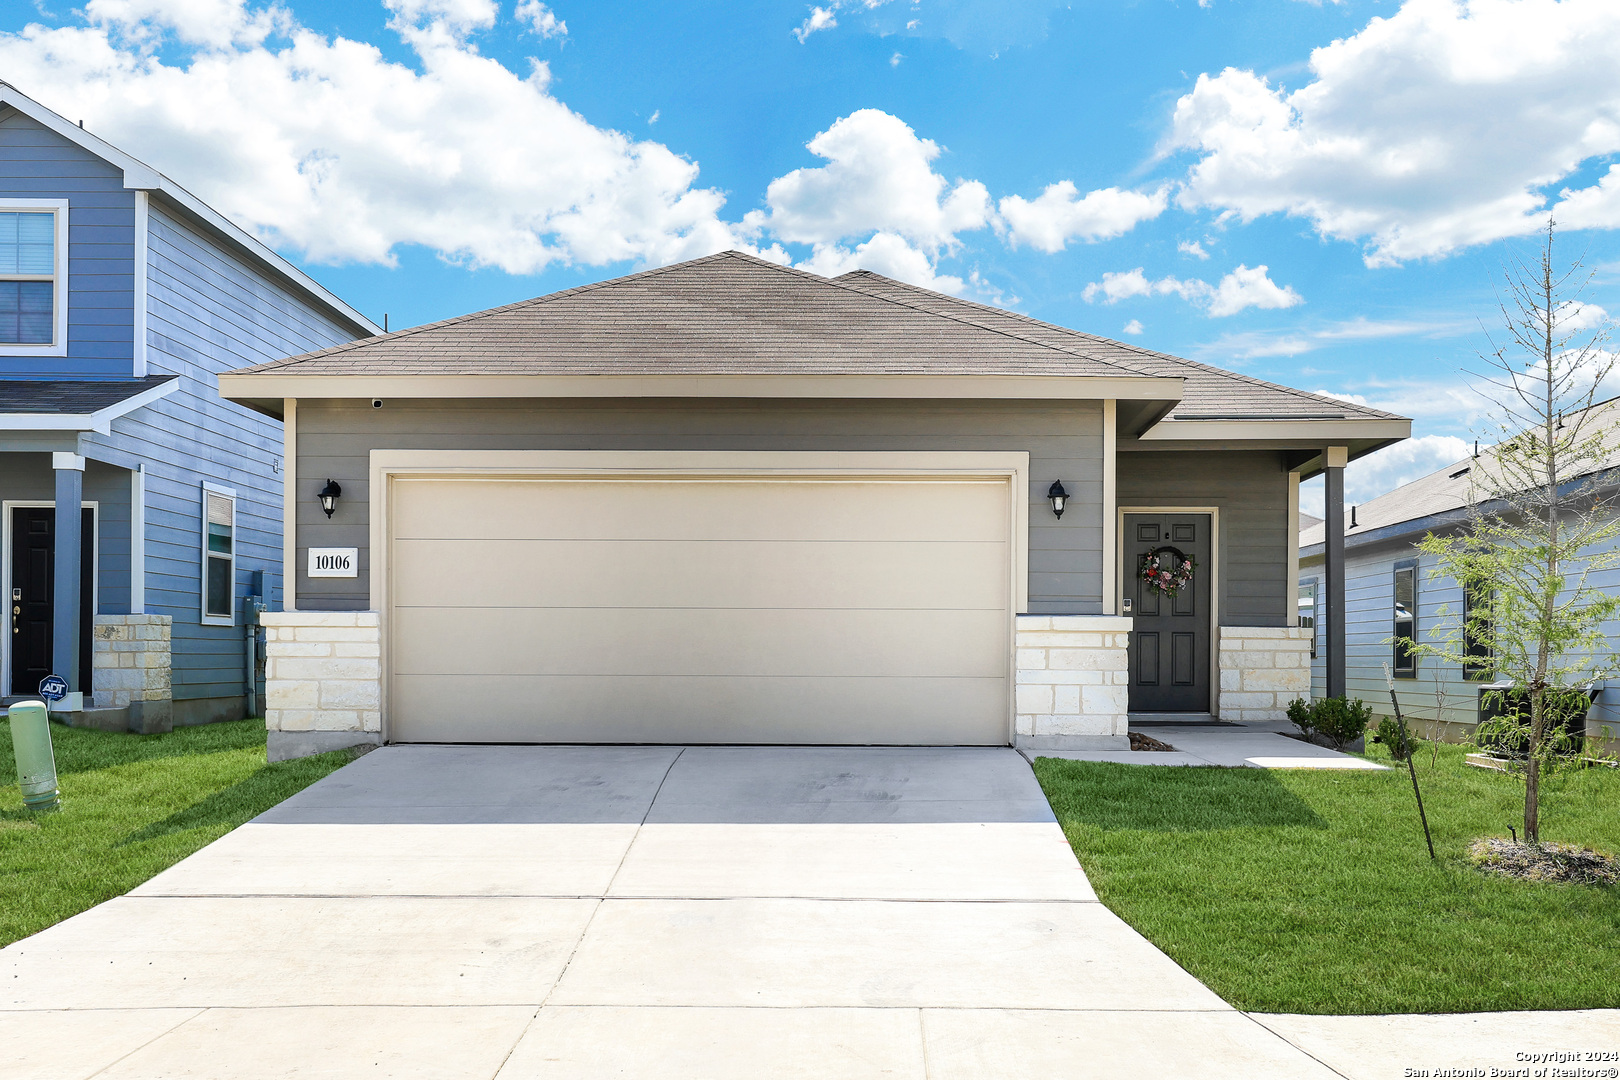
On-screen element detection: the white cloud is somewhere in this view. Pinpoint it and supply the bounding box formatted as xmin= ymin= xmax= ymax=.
xmin=514 ymin=0 xmax=565 ymax=38
xmin=997 ymin=182 xmax=1167 ymax=253
xmin=793 ymin=5 xmax=836 ymax=42
xmin=1300 ymin=434 xmax=1473 ymax=517
xmin=1207 ymin=263 xmax=1303 ymax=317
xmin=1555 ymin=300 xmax=1610 ymax=333
xmin=1122 ymin=319 xmax=1144 ymax=336
xmin=1178 ymin=239 xmax=1209 ymax=259
xmin=1169 ymin=0 xmax=1620 ymax=266
xmin=1196 ymin=316 xmax=1467 ymax=361
xmin=0 ymin=0 xmax=740 ymax=273
xmin=745 ymin=109 xmax=991 ymax=257
xmin=1081 ymin=263 xmax=1300 ymax=317
xmin=797 ymin=231 xmax=966 ymax=294
xmin=889 ymin=50 xmax=902 ymax=66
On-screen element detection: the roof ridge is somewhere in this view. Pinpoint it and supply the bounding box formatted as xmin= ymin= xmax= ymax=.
xmin=822 ymin=272 xmax=1162 ymax=379
xmin=243 ymin=251 xmax=816 ymax=373
xmin=834 ymin=270 xmax=1404 ymax=422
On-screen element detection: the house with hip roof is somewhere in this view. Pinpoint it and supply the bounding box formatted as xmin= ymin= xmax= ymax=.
xmin=220 ymin=252 xmax=1408 ymax=760
xmin=0 ymin=84 xmax=376 ymax=730
xmin=1299 ymin=397 xmax=1620 ymax=748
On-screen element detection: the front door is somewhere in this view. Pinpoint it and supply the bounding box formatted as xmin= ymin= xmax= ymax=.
xmin=1125 ymin=513 xmax=1211 ymax=713
xmin=10 ymin=506 xmax=93 ymax=697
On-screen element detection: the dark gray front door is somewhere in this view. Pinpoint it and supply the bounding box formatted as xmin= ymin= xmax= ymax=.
xmin=1126 ymin=513 xmax=1211 ymax=712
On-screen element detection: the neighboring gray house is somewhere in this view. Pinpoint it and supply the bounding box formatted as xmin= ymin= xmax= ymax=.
xmin=0 ymin=84 xmax=377 ymax=728
xmin=1299 ymin=398 xmax=1620 ymax=743
xmin=220 ymin=252 xmax=1408 ymax=759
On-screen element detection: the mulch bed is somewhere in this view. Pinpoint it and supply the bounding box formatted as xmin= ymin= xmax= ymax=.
xmin=1468 ymin=837 xmax=1619 ymax=886
xmin=1130 ymin=732 xmax=1176 ymax=752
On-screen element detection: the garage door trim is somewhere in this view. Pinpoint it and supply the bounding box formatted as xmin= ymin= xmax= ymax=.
xmin=369 ymin=450 xmax=1031 ymax=745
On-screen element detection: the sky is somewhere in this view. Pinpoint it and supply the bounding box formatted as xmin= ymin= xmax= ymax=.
xmin=4 ymin=0 xmax=1618 ymax=514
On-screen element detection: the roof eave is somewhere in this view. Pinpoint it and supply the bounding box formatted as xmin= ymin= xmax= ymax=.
xmin=0 ymin=376 xmax=179 ymax=435
xmin=218 ymin=372 xmax=1186 ymax=404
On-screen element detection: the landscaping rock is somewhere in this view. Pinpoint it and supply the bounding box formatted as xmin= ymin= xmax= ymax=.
xmin=1468 ymin=837 xmax=1619 ymax=886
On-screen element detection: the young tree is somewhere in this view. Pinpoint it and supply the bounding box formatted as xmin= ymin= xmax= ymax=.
xmin=1413 ymin=218 xmax=1619 ymax=844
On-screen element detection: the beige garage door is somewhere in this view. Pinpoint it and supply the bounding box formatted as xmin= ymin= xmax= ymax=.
xmin=385 ymin=474 xmax=1012 ymax=744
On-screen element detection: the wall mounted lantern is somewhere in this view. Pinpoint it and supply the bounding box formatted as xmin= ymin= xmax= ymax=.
xmin=1047 ymin=480 xmax=1068 ymax=519
xmin=318 ymin=479 xmax=342 ymax=518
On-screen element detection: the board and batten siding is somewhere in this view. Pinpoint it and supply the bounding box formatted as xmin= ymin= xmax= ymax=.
xmin=1117 ymin=448 xmax=1293 ymax=626
xmin=77 ymin=201 xmax=362 ymax=719
xmin=0 ymin=110 xmax=136 ymax=378
xmin=293 ymin=397 xmax=1105 ymax=614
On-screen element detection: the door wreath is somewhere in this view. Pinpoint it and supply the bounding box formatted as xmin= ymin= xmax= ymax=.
xmin=1139 ymin=546 xmax=1196 ymax=598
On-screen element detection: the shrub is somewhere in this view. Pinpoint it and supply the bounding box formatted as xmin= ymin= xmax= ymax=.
xmin=1373 ymin=716 xmax=1414 ymax=761
xmin=1311 ymin=697 xmax=1374 ymax=750
xmin=1286 ymin=697 xmax=1314 ymax=737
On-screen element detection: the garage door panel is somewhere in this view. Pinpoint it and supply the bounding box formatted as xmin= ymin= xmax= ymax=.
xmin=389 ymin=675 xmax=1009 ymax=745
xmin=391 ymin=538 xmax=1008 ymax=610
xmin=391 ymin=607 xmax=1008 ymax=679
xmin=390 ymin=479 xmax=1009 ymax=543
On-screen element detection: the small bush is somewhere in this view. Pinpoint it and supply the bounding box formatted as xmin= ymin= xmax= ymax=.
xmin=1373 ymin=716 xmax=1415 ymax=760
xmin=1286 ymin=697 xmax=1314 ymax=737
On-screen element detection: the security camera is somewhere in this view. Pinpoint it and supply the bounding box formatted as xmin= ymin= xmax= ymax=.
xmin=372 ymin=399 xmax=383 ymax=409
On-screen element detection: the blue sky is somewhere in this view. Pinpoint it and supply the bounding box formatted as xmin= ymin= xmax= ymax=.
xmin=5 ymin=0 xmax=1618 ymax=511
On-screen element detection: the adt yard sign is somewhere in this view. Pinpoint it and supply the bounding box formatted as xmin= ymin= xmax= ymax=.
xmin=308 ymin=548 xmax=358 ymax=578
xmin=38 ymin=675 xmax=67 ymax=703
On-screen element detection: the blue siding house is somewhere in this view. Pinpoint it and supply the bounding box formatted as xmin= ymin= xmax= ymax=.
xmin=0 ymin=83 xmax=377 ymax=729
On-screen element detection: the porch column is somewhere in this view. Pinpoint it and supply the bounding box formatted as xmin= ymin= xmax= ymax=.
xmin=1323 ymin=445 xmax=1347 ymax=700
xmin=51 ymin=451 xmax=85 ymax=701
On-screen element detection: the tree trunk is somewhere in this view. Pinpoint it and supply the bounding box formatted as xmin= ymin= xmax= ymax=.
xmin=1525 ymin=694 xmax=1542 ymax=845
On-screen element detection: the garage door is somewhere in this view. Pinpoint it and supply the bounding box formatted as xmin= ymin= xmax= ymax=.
xmin=386 ymin=474 xmax=1012 ymax=744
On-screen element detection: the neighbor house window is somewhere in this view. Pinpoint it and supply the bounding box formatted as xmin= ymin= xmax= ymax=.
xmin=1463 ymin=581 xmax=1492 ymax=679
xmin=1393 ymin=560 xmax=1417 ymax=677
xmin=1298 ymin=581 xmax=1318 ymax=659
xmin=201 ymin=485 xmax=237 ymax=625
xmin=0 ymin=203 xmax=67 ymax=353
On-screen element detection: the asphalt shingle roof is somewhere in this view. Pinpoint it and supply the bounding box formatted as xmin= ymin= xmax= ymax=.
xmin=231 ymin=251 xmax=1402 ymax=426
xmin=0 ymin=376 xmax=177 ymax=413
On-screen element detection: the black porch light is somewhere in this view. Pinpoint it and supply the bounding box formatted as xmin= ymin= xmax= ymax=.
xmin=318 ymin=479 xmax=342 ymax=518
xmin=1047 ymin=480 xmax=1068 ymax=519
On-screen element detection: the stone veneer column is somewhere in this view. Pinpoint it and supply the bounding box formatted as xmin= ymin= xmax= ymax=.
xmin=1217 ymin=626 xmax=1313 ymax=723
xmin=91 ymin=614 xmax=173 ymax=733
xmin=261 ymin=611 xmax=382 ymax=761
xmin=1014 ymin=615 xmax=1133 ymax=751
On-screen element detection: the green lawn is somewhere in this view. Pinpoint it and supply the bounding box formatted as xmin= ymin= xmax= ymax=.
xmin=0 ymin=718 xmax=355 ymax=947
xmin=1034 ymin=741 xmax=1620 ymax=1015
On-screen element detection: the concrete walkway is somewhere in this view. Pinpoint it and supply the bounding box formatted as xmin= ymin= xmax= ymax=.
xmin=1031 ymin=720 xmax=1390 ymax=770
xmin=1 ymin=745 xmax=1613 ymax=1078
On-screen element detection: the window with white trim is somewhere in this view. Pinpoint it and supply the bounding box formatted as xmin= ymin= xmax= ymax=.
xmin=202 ymin=485 xmax=237 ymax=625
xmin=0 ymin=203 xmax=67 ymax=353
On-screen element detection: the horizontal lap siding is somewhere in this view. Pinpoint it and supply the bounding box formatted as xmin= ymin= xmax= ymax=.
xmin=1118 ymin=449 xmax=1291 ymax=626
xmin=85 ymin=203 xmax=360 ymax=706
xmin=0 ymin=111 xmax=135 ymax=378
xmin=294 ymin=398 xmax=1105 ymax=614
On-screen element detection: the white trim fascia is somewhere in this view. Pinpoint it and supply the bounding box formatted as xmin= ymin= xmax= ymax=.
xmin=222 ymin=373 xmax=1185 ymax=403
xmin=2 ymin=498 xmax=98 ymax=698
xmin=1102 ymin=399 xmax=1117 ymax=616
xmin=282 ymin=398 xmax=296 ymax=612
xmin=0 ymin=85 xmax=380 ymax=337
xmin=133 ymin=191 xmax=149 ymax=377
xmin=1118 ymin=504 xmax=1222 ymax=716
xmin=1139 ymin=418 xmax=1411 ymax=442
xmin=200 ymin=480 xmax=238 ymax=627
xmin=0 ymin=376 xmax=179 ymax=435
xmin=0 ymin=197 xmax=69 ymax=358
xmin=368 ymin=449 xmax=1034 ymax=746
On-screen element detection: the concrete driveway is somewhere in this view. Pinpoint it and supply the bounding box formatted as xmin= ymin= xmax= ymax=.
xmin=1 ymin=746 xmax=1344 ymax=1077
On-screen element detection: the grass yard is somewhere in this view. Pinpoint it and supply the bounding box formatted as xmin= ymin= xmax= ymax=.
xmin=0 ymin=718 xmax=355 ymax=947
xmin=1034 ymin=740 xmax=1620 ymax=1015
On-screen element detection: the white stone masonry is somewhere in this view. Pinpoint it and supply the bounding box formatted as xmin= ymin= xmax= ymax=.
xmin=91 ymin=614 xmax=172 ymax=710
xmin=1217 ymin=626 xmax=1313 ymax=723
xmin=261 ymin=611 xmax=382 ymax=760
xmin=1014 ymin=615 xmax=1133 ymax=751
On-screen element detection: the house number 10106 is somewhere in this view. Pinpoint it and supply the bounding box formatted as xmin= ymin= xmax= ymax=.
xmin=308 ymin=548 xmax=358 ymax=578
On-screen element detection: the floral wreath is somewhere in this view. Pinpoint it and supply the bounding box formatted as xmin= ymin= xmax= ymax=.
xmin=1139 ymin=546 xmax=1196 ymax=598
